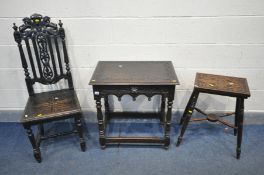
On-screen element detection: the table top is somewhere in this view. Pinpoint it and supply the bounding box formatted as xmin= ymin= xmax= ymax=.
xmin=194 ymin=73 xmax=250 ymax=98
xmin=89 ymin=61 xmax=179 ymax=85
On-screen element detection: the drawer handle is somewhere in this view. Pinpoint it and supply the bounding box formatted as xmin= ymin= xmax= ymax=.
xmin=131 ymin=87 xmax=138 ymax=92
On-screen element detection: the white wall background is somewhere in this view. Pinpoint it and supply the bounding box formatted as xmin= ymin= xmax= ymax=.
xmin=1 ymin=0 xmax=264 ymax=116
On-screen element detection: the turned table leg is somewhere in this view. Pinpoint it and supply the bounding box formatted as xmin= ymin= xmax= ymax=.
xmin=177 ymin=91 xmax=199 ymax=146
xmin=164 ymin=98 xmax=173 ymax=149
xmin=24 ymin=125 xmax=42 ymax=163
xmin=160 ymin=95 xmax=166 ymax=124
xmin=104 ymin=95 xmax=110 ymax=122
xmin=96 ymin=99 xmax=106 ymax=149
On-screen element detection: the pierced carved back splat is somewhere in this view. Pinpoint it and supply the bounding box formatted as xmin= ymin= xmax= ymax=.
xmin=37 ymin=33 xmax=54 ymax=81
xmin=13 ymin=14 xmax=74 ymax=95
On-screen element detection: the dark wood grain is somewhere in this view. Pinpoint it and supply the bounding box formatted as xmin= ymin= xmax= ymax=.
xmin=89 ymin=61 xmax=179 ymax=85
xmin=194 ymin=73 xmax=250 ymax=98
xmin=21 ymin=89 xmax=81 ymax=124
xmin=13 ymin=14 xmax=86 ymax=162
xmin=90 ymin=61 xmax=179 ymax=148
xmin=178 ymin=72 xmax=250 ymax=159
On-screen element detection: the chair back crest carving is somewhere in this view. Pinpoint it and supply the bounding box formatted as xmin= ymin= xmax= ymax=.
xmin=13 ymin=14 xmax=73 ymax=95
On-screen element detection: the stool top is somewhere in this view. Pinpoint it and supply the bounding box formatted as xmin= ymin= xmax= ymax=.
xmin=194 ymin=73 xmax=250 ymax=98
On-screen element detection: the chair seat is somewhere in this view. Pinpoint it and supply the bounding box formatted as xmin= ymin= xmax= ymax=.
xmin=21 ymin=89 xmax=81 ymax=124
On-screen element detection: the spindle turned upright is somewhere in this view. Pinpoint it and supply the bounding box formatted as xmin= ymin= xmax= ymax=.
xmin=177 ymin=73 xmax=250 ymax=159
xmin=89 ymin=61 xmax=179 ymax=148
xmin=13 ymin=14 xmax=86 ymax=162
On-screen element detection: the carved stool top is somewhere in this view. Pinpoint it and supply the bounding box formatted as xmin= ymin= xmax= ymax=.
xmin=194 ymin=73 xmax=250 ymax=98
xmin=89 ymin=61 xmax=179 ymax=85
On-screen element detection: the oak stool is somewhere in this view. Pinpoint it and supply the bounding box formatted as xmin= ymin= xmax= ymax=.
xmin=177 ymin=73 xmax=250 ymax=159
xmin=13 ymin=14 xmax=86 ymax=162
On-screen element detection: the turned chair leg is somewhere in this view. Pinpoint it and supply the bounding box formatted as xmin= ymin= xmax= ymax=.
xmin=75 ymin=116 xmax=86 ymax=152
xmin=177 ymin=91 xmax=199 ymax=146
xmin=236 ymin=98 xmax=244 ymax=159
xmin=24 ymin=125 xmax=42 ymax=163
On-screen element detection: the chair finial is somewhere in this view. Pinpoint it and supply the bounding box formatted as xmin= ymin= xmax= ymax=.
xmin=59 ymin=20 xmax=63 ymax=28
xmin=13 ymin=23 xmax=18 ymax=31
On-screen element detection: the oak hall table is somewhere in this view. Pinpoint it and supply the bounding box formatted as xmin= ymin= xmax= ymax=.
xmin=89 ymin=61 xmax=179 ymax=148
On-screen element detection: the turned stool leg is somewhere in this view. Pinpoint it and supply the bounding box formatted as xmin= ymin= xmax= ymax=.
xmin=39 ymin=124 xmax=44 ymax=136
xmin=177 ymin=91 xmax=199 ymax=146
xmin=164 ymin=98 xmax=173 ymax=149
xmin=75 ymin=116 xmax=86 ymax=152
xmin=180 ymin=89 xmax=196 ymax=125
xmin=234 ymin=98 xmax=239 ymax=136
xmin=24 ymin=125 xmax=42 ymax=163
xmin=236 ymin=98 xmax=244 ymax=159
xmin=96 ymin=99 xmax=106 ymax=149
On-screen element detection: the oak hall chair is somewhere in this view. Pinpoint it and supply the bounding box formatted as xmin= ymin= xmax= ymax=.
xmin=12 ymin=14 xmax=86 ymax=162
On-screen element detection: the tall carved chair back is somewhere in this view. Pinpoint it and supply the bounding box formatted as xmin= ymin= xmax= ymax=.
xmin=12 ymin=14 xmax=86 ymax=163
xmin=13 ymin=13 xmax=73 ymax=96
